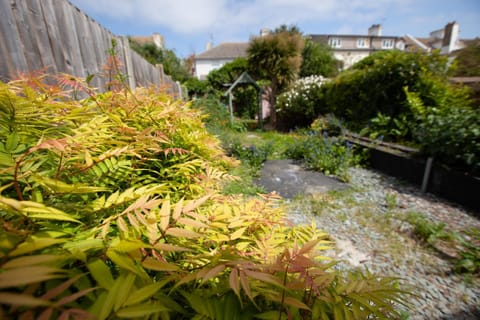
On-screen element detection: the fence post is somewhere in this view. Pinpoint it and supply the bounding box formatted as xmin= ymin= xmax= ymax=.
xmin=421 ymin=157 xmax=434 ymax=193
xmin=120 ymin=36 xmax=136 ymax=90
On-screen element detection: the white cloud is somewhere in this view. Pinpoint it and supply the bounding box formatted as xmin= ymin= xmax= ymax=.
xmin=72 ymin=0 xmax=415 ymax=35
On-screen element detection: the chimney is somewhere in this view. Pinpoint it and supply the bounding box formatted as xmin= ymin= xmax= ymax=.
xmin=205 ymin=41 xmax=213 ymax=51
xmin=152 ymin=32 xmax=164 ymax=49
xmin=260 ymin=28 xmax=271 ymax=37
xmin=368 ymin=24 xmax=382 ymax=36
xmin=441 ymin=21 xmax=460 ymax=54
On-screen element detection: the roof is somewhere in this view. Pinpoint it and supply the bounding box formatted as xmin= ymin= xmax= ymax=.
xmin=195 ymin=42 xmax=249 ymax=60
xmin=309 ymin=34 xmax=400 ymax=41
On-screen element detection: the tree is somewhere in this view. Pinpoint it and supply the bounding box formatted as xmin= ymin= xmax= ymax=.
xmin=452 ymin=38 xmax=480 ymax=77
xmin=247 ymin=25 xmax=304 ymax=127
xmin=300 ymin=39 xmax=340 ymax=78
xmin=129 ymin=39 xmax=191 ymax=82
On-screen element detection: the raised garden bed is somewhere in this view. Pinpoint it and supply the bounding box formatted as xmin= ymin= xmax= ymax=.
xmin=345 ymin=133 xmax=480 ymax=214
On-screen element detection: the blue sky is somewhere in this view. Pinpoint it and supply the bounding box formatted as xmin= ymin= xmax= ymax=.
xmin=70 ymin=0 xmax=480 ymax=58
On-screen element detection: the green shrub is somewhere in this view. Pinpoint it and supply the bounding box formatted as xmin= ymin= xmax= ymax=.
xmin=321 ymin=50 xmax=452 ymax=132
xmin=286 ymin=132 xmax=362 ymax=182
xmin=405 ymin=89 xmax=480 ymax=175
xmin=276 ymin=75 xmax=329 ymax=131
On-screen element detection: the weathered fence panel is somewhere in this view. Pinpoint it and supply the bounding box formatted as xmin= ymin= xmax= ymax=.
xmin=0 ymin=0 xmax=181 ymax=97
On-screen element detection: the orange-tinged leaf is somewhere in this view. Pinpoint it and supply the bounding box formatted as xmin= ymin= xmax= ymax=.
xmin=142 ymin=258 xmax=179 ymax=271
xmin=243 ymin=270 xmax=282 ymax=287
xmin=55 ymin=287 xmax=98 ymax=307
xmin=297 ymin=240 xmax=320 ymax=256
xmin=177 ymin=217 xmax=207 ymax=229
xmin=172 ymin=198 xmax=184 ymax=220
xmin=283 ymin=296 xmax=310 ymax=310
xmin=159 ymin=199 xmax=170 ymax=231
xmin=3 ymin=254 xmax=62 ymax=269
xmin=41 ymin=274 xmax=84 ymax=300
xmin=239 ymin=271 xmax=253 ymax=301
xmin=182 ymin=194 xmax=210 ymax=213
xmin=127 ymin=213 xmax=140 ymax=230
xmin=117 ymin=217 xmax=128 ymax=233
xmin=0 ymin=266 xmax=64 ymax=288
xmin=165 ymin=228 xmax=201 ymax=239
xmin=0 ymin=292 xmax=50 ymax=307
xmin=229 ymin=269 xmax=240 ymax=297
xmin=201 ymin=264 xmax=225 ymax=283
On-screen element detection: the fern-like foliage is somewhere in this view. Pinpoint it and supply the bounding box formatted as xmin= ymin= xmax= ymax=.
xmin=0 ymin=74 xmax=410 ymax=319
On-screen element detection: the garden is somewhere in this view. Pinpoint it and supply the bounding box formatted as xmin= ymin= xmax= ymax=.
xmin=1 ymin=30 xmax=479 ymax=319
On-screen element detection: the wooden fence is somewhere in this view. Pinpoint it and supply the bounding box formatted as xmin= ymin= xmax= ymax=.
xmin=0 ymin=0 xmax=183 ymax=97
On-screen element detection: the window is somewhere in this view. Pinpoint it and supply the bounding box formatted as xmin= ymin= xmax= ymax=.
xmin=382 ymin=39 xmax=394 ymax=49
xmin=328 ymin=37 xmax=342 ymax=48
xmin=357 ymin=38 xmax=368 ymax=48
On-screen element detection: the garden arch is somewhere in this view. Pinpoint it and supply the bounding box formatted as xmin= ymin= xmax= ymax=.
xmin=224 ymin=71 xmax=263 ymax=129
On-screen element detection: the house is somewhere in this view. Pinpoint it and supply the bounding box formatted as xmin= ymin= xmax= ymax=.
xmin=308 ymin=24 xmax=405 ymax=69
xmin=194 ymin=22 xmax=469 ymax=78
xmin=194 ymin=42 xmax=249 ymax=79
xmin=130 ymin=32 xmax=165 ymax=49
xmin=403 ymin=21 xmax=466 ymax=54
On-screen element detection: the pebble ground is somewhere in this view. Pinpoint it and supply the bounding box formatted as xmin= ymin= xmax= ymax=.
xmin=287 ymin=167 xmax=480 ymax=319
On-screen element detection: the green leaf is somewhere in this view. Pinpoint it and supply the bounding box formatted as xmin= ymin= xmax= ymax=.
xmin=142 ymin=257 xmax=179 ymax=271
xmin=106 ymin=249 xmax=148 ymax=279
xmin=32 ymin=175 xmax=109 ymax=194
xmin=110 ymin=239 xmax=148 ymax=253
xmin=124 ymin=281 xmax=167 ymax=306
xmin=116 ymin=303 xmax=169 ymax=318
xmin=1 ymin=198 xmax=82 ymax=224
xmin=64 ymin=238 xmax=104 ymax=252
xmin=114 ymin=273 xmax=136 ymax=311
xmin=5 ymin=132 xmax=19 ymax=152
xmin=87 ymin=259 xmax=114 ymax=289
xmin=9 ymin=236 xmax=66 ymax=257
xmin=0 ymin=151 xmax=14 ymax=167
xmin=97 ymin=274 xmax=125 ymax=320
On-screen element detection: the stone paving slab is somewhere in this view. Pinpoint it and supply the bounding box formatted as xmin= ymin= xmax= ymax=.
xmin=255 ymin=159 xmax=347 ymax=198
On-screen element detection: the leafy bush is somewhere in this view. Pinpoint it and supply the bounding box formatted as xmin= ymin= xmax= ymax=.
xmin=405 ymin=89 xmax=480 ymax=175
xmin=286 ymin=132 xmax=362 ymax=182
xmin=321 ymin=50 xmax=452 ymax=132
xmin=276 ymin=75 xmax=329 ymax=131
xmin=0 ymin=75 xmax=408 ymax=319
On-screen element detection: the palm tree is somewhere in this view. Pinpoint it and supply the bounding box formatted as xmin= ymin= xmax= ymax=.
xmin=247 ymin=25 xmax=304 ymax=127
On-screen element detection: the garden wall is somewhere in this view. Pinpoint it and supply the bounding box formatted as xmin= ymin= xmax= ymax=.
xmin=0 ymin=0 xmax=183 ymax=97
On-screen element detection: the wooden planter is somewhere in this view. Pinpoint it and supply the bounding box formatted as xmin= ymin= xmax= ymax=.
xmin=346 ymin=133 xmax=480 ymax=214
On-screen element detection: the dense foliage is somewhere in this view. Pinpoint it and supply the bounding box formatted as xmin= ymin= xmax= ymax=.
xmin=0 ymin=75 xmax=409 ymax=319
xmin=129 ymin=39 xmax=191 ymax=83
xmin=451 ymin=38 xmax=480 ymax=77
xmin=300 ymin=40 xmax=340 ymax=78
xmin=276 ymin=76 xmax=328 ymax=131
xmin=294 ymin=49 xmax=478 ymax=174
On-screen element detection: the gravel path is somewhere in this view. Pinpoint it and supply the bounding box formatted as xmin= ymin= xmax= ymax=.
xmin=286 ymin=167 xmax=480 ymax=320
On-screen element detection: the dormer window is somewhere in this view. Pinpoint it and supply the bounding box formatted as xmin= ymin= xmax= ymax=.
xmin=357 ymin=38 xmax=368 ymax=48
xmin=382 ymin=39 xmax=394 ymax=49
xmin=328 ymin=37 xmax=342 ymax=48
